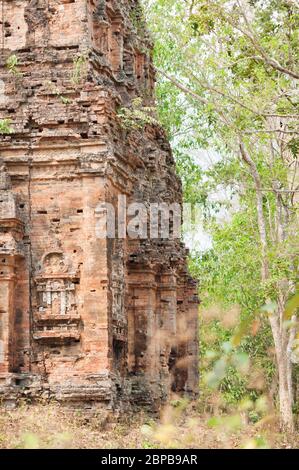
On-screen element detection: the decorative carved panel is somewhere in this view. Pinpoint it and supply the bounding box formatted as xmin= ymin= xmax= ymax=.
xmin=33 ymin=252 xmax=81 ymax=343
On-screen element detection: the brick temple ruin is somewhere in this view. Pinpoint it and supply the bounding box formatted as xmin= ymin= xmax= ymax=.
xmin=0 ymin=0 xmax=198 ymax=410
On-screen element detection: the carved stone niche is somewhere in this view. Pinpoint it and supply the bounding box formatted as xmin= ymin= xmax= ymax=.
xmin=33 ymin=252 xmax=81 ymax=343
xmin=108 ymin=17 xmax=124 ymax=73
xmin=36 ymin=278 xmax=78 ymax=316
xmin=112 ymin=288 xmax=127 ymax=343
xmin=111 ymin=244 xmax=126 ymax=323
xmin=134 ymin=50 xmax=145 ymax=81
xmin=90 ymin=0 xmax=109 ymax=56
xmin=112 ymin=288 xmax=124 ymax=321
xmin=92 ymin=16 xmax=109 ymax=56
xmin=123 ymin=39 xmax=134 ymax=79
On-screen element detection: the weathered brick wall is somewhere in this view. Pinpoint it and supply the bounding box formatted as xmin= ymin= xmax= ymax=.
xmin=0 ymin=0 xmax=198 ymax=410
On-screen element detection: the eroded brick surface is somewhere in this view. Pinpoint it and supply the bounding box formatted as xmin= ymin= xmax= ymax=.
xmin=0 ymin=0 xmax=198 ymax=410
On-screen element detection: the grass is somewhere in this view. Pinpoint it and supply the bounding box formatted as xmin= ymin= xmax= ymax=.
xmin=0 ymin=400 xmax=297 ymax=449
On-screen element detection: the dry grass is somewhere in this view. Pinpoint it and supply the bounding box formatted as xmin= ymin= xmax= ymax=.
xmin=0 ymin=401 xmax=297 ymax=449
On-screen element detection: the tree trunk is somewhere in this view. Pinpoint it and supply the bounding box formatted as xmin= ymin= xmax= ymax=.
xmin=239 ymin=141 xmax=294 ymax=431
xmin=269 ymin=314 xmax=294 ymax=432
xmin=277 ymin=349 xmax=294 ymax=432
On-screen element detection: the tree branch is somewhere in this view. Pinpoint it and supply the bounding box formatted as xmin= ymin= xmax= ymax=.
xmin=224 ymin=4 xmax=299 ymax=80
xmin=239 ymin=141 xmax=269 ymax=282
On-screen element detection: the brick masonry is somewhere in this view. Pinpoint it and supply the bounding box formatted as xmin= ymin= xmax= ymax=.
xmin=0 ymin=0 xmax=198 ymax=410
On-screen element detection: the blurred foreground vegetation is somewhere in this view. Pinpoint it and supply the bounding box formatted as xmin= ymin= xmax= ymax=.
xmin=0 ymin=400 xmax=297 ymax=449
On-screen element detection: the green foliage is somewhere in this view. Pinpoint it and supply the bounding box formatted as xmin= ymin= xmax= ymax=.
xmin=190 ymin=209 xmax=264 ymax=308
xmin=175 ymin=150 xmax=206 ymax=205
xmin=117 ymin=97 xmax=160 ymax=130
xmin=45 ymin=81 xmax=71 ymax=105
xmin=59 ymin=95 xmax=71 ymax=105
xmin=143 ymin=1 xmax=299 ymax=424
xmin=189 ymin=6 xmax=215 ymax=36
xmin=0 ymin=118 xmax=12 ymax=134
xmin=198 ymin=309 xmax=275 ymax=408
xmin=130 ymin=3 xmax=148 ymax=39
xmin=6 ymin=54 xmax=22 ymax=77
xmin=287 ymin=138 xmax=299 ymax=158
xmin=144 ymin=0 xmax=299 ymax=146
xmin=284 ymin=286 xmax=299 ymax=320
xmin=71 ymin=54 xmax=88 ymax=85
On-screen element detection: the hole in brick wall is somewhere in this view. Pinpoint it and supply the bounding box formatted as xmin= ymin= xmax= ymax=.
xmin=37 ymin=210 xmax=47 ymax=214
xmin=80 ymin=132 xmax=88 ymax=139
xmin=52 ymin=218 xmax=60 ymax=223
xmin=73 ymin=249 xmax=77 ymax=253
xmin=168 ymin=347 xmax=177 ymax=374
xmin=2 ymin=259 xmax=6 ymax=263
xmin=53 ymin=350 xmax=61 ymax=355
xmin=15 ymin=309 xmax=22 ymax=323
xmin=113 ymin=339 xmax=125 ymax=363
xmin=76 ymin=209 xmax=83 ymax=213
xmin=54 ymin=45 xmax=79 ymax=50
xmin=90 ymin=289 xmax=96 ymax=293
xmin=19 ymin=204 xmax=25 ymax=209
